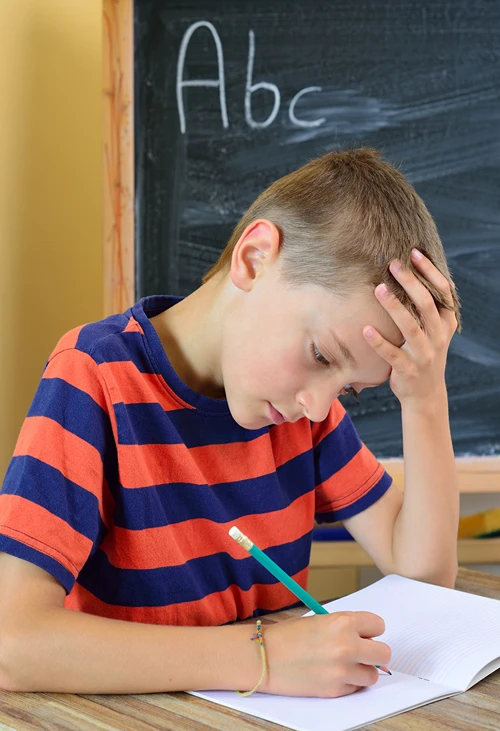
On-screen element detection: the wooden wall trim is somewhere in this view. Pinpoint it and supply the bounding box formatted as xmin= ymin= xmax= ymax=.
xmin=103 ymin=0 xmax=135 ymax=316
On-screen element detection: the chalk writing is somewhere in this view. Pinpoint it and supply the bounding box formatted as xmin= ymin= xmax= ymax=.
xmin=177 ymin=22 xmax=326 ymax=133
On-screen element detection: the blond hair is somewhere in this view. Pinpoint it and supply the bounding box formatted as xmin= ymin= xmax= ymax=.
xmin=203 ymin=148 xmax=461 ymax=330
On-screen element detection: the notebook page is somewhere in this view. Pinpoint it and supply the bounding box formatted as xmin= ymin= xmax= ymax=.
xmin=192 ymin=672 xmax=455 ymax=731
xmin=317 ymin=574 xmax=500 ymax=691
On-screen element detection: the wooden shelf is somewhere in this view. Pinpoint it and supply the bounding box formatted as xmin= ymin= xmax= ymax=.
xmin=380 ymin=457 xmax=500 ymax=493
xmin=310 ymin=538 xmax=500 ymax=568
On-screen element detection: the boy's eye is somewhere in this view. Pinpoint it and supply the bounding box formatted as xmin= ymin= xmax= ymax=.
xmin=341 ymin=385 xmax=360 ymax=402
xmin=311 ymin=342 xmax=330 ymax=367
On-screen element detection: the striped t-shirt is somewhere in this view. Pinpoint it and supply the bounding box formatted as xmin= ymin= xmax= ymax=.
xmin=0 ymin=295 xmax=392 ymax=626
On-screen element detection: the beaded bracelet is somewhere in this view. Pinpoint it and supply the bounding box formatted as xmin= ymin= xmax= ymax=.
xmin=236 ymin=619 xmax=267 ymax=697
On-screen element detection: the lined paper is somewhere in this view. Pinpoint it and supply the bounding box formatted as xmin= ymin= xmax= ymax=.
xmin=317 ymin=574 xmax=500 ymax=691
xmin=192 ymin=574 xmax=500 ymax=731
xmin=193 ymin=672 xmax=453 ymax=731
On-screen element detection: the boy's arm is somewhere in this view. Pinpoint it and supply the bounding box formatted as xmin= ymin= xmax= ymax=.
xmin=393 ymin=387 xmax=459 ymax=586
xmin=343 ymin=389 xmax=459 ymax=587
xmin=0 ymin=552 xmax=392 ymax=697
xmin=0 ymin=553 xmax=260 ymax=693
xmin=344 ymin=252 xmax=459 ymax=588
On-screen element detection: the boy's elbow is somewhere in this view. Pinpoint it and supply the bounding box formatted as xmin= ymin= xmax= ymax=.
xmin=0 ymin=630 xmax=23 ymax=691
xmin=434 ymin=554 xmax=459 ymax=589
xmin=440 ymin=561 xmax=459 ymax=589
xmin=0 ymin=624 xmax=43 ymax=692
xmin=410 ymin=562 xmax=458 ymax=590
xmin=393 ymin=556 xmax=458 ymax=590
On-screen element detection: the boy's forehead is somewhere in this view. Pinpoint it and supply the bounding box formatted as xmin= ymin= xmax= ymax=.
xmin=313 ymin=287 xmax=404 ymax=349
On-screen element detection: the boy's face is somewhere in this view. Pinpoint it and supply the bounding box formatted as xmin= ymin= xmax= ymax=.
xmin=221 ymin=262 xmax=405 ymax=430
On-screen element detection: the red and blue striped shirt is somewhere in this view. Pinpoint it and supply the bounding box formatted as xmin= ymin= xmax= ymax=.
xmin=0 ymin=296 xmax=392 ymax=626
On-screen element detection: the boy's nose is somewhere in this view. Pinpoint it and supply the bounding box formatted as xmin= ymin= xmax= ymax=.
xmin=306 ymin=402 xmax=333 ymax=423
xmin=298 ymin=387 xmax=337 ymax=423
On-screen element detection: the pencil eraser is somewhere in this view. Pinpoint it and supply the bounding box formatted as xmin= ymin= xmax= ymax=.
xmin=229 ymin=526 xmax=241 ymax=540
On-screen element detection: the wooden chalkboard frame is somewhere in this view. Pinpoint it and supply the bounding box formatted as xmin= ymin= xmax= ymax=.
xmin=102 ymin=0 xmax=500 ymax=510
xmin=103 ymin=0 xmax=135 ymax=315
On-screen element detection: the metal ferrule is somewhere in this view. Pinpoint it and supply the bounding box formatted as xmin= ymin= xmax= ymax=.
xmin=232 ymin=531 xmax=253 ymax=552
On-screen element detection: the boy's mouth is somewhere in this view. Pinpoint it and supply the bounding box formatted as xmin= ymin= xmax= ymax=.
xmin=268 ymin=403 xmax=287 ymax=425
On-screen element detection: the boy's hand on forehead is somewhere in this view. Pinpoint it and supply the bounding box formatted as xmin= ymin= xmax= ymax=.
xmin=363 ymin=249 xmax=458 ymax=406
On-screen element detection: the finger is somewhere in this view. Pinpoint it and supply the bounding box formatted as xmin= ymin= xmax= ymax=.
xmin=357 ymin=637 xmax=392 ymax=668
xmin=363 ymin=325 xmax=409 ymax=370
xmin=375 ymin=281 xmax=427 ymax=347
xmin=336 ymin=610 xmax=386 ymax=638
xmin=338 ymin=684 xmax=363 ymax=697
xmin=388 ymin=261 xmax=442 ymax=335
xmin=410 ymin=249 xmax=456 ymax=306
xmin=344 ymin=663 xmax=380 ymax=688
xmin=392 ymin=257 xmax=458 ymax=337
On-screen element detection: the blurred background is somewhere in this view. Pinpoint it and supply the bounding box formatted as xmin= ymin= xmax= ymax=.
xmin=0 ymin=0 xmax=103 ymax=480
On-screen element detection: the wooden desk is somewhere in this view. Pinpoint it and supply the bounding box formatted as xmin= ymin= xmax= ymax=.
xmin=1 ymin=568 xmax=499 ymax=730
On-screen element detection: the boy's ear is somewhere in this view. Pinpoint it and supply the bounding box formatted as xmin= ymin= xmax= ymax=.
xmin=230 ymin=219 xmax=280 ymax=292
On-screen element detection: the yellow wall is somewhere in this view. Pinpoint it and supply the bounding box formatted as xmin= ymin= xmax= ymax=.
xmin=0 ymin=0 xmax=103 ymax=480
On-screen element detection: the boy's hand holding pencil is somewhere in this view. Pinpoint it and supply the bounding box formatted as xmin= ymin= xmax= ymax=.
xmin=230 ymin=527 xmax=391 ymax=698
xmin=256 ymin=607 xmax=390 ymax=697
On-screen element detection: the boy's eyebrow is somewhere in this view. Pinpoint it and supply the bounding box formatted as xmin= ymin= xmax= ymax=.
xmin=328 ymin=328 xmax=357 ymax=369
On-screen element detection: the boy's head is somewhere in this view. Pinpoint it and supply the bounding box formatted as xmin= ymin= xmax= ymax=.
xmin=204 ymin=147 xmax=460 ymax=330
xmin=200 ymin=148 xmax=460 ymax=429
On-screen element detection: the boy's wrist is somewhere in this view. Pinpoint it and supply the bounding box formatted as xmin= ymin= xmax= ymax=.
xmin=399 ymin=385 xmax=448 ymax=418
xmin=210 ymin=623 xmax=266 ymax=692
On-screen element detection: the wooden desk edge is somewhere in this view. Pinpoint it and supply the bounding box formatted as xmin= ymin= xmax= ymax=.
xmin=0 ymin=569 xmax=497 ymax=731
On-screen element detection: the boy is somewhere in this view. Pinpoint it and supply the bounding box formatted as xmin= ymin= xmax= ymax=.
xmin=0 ymin=148 xmax=460 ymax=698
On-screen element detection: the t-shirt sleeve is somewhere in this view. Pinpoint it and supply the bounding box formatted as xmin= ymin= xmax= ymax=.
xmin=0 ymin=337 xmax=116 ymax=593
xmin=312 ymin=399 xmax=392 ymax=524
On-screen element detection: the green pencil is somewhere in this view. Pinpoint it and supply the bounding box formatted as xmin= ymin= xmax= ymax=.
xmin=228 ymin=525 xmax=391 ymax=674
xmin=229 ymin=525 xmax=328 ymax=614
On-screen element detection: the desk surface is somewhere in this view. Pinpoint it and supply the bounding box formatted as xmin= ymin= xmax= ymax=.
xmin=1 ymin=568 xmax=499 ymax=731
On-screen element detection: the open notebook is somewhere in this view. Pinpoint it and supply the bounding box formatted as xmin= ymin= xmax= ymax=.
xmin=191 ymin=574 xmax=500 ymax=731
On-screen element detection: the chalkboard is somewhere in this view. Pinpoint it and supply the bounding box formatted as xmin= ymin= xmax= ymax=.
xmin=134 ymin=0 xmax=500 ymax=459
